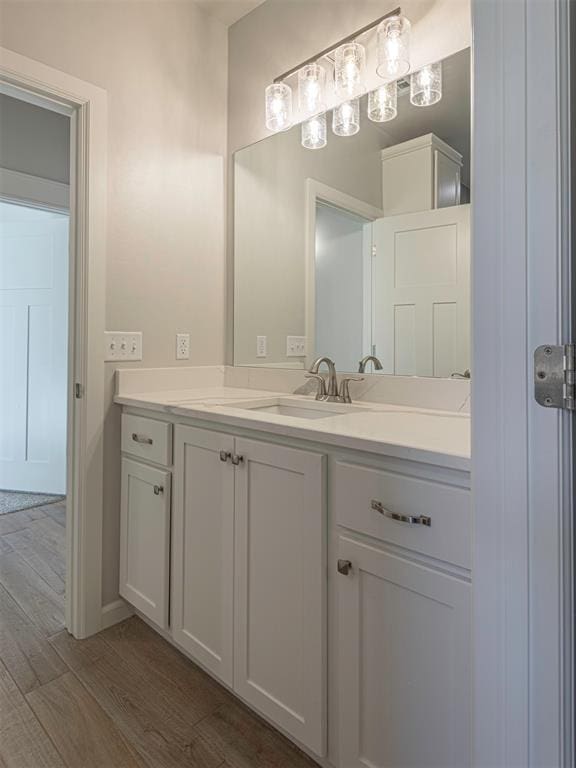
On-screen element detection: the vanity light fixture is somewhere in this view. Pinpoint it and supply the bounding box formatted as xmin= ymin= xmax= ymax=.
xmin=376 ymin=14 xmax=411 ymax=80
xmin=335 ymin=42 xmax=366 ymax=99
xmin=410 ymin=61 xmax=442 ymax=106
xmin=333 ymin=99 xmax=360 ymax=137
xmin=264 ymin=7 xmax=427 ymax=145
xmin=367 ymin=82 xmax=397 ymax=122
xmin=265 ymin=82 xmax=293 ymax=132
xmin=302 ymin=112 xmax=327 ymax=149
xmin=298 ymin=63 xmax=327 ymax=116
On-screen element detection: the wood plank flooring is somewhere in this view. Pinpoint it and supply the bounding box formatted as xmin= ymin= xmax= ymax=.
xmin=0 ymin=500 xmax=318 ymax=768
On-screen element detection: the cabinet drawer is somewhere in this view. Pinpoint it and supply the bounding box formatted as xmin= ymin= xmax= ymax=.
xmin=333 ymin=461 xmax=470 ymax=569
xmin=121 ymin=414 xmax=172 ymax=466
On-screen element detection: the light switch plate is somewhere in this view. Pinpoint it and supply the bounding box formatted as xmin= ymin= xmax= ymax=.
xmin=176 ymin=333 xmax=190 ymax=360
xmin=256 ymin=335 xmax=267 ymax=358
xmin=104 ymin=332 xmax=142 ymax=361
xmin=286 ymin=335 xmax=306 ymax=357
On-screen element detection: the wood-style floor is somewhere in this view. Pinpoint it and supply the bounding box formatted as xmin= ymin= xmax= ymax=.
xmin=0 ymin=500 xmax=318 ymax=768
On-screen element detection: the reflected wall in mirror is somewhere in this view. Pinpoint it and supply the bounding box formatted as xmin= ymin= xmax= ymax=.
xmin=233 ymin=48 xmax=471 ymax=377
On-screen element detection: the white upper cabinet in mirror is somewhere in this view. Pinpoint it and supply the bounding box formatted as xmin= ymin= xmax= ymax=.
xmin=233 ymin=48 xmax=471 ymax=377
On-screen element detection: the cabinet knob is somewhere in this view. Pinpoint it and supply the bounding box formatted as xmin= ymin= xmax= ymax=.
xmin=219 ymin=451 xmax=231 ymax=463
xmin=153 ymin=485 xmax=164 ymax=495
xmin=231 ymin=454 xmax=244 ymax=466
xmin=337 ymin=559 xmax=353 ymax=576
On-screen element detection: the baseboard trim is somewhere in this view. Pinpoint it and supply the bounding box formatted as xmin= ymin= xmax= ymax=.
xmin=101 ymin=598 xmax=134 ymax=630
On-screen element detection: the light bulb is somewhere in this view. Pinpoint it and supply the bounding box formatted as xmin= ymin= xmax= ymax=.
xmin=410 ymin=62 xmax=442 ymax=106
xmin=265 ymin=82 xmax=293 ymax=132
xmin=377 ymin=14 xmax=411 ymax=80
xmin=335 ymin=43 xmax=366 ymax=98
xmin=302 ymin=113 xmax=327 ymax=149
xmin=298 ymin=63 xmax=326 ymax=117
xmin=332 ymin=99 xmax=360 ymax=137
xmin=367 ymin=82 xmax=397 ymax=122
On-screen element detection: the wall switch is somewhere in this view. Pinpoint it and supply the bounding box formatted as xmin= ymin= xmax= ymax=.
xmin=256 ymin=335 xmax=267 ymax=358
xmin=176 ymin=333 xmax=190 ymax=360
xmin=104 ymin=332 xmax=142 ymax=362
xmin=286 ymin=335 xmax=306 ymax=357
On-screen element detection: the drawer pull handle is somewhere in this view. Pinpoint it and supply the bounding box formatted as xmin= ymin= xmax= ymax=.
xmin=337 ymin=559 xmax=353 ymax=576
xmin=231 ymin=454 xmax=244 ymax=466
xmin=132 ymin=433 xmax=153 ymax=445
xmin=153 ymin=485 xmax=164 ymax=496
xmin=371 ymin=499 xmax=431 ymax=527
xmin=219 ymin=451 xmax=231 ymax=463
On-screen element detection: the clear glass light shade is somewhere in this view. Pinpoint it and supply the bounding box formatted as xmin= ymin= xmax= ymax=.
xmin=335 ymin=42 xmax=366 ymax=98
xmin=301 ymin=113 xmax=327 ymax=149
xmin=410 ymin=62 xmax=442 ymax=106
xmin=298 ymin=63 xmax=326 ymax=117
xmin=332 ymin=99 xmax=360 ymax=137
xmin=377 ymin=15 xmax=411 ymax=80
xmin=265 ymin=82 xmax=293 ymax=132
xmin=367 ymin=83 xmax=397 ymax=122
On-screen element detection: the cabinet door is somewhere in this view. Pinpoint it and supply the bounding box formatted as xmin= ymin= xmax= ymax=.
xmin=234 ymin=439 xmax=326 ymax=756
xmin=120 ymin=458 xmax=171 ymax=629
xmin=172 ymin=425 xmax=234 ymax=685
xmin=337 ymin=536 xmax=470 ymax=768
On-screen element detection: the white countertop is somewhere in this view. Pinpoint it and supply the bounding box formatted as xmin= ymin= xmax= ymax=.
xmin=115 ymin=386 xmax=471 ymax=472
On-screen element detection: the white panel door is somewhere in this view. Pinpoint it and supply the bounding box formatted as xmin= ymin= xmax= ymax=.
xmin=372 ymin=205 xmax=470 ymax=377
xmin=337 ymin=535 xmax=471 ymax=768
xmin=172 ymin=425 xmax=235 ymax=686
xmin=0 ymin=203 xmax=69 ymax=493
xmin=234 ymin=438 xmax=326 ymax=756
xmin=119 ymin=458 xmax=171 ymax=629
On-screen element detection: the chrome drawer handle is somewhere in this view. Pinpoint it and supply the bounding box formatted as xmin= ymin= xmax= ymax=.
xmin=153 ymin=485 xmax=164 ymax=495
xmin=371 ymin=499 xmax=431 ymax=527
xmin=132 ymin=433 xmax=153 ymax=445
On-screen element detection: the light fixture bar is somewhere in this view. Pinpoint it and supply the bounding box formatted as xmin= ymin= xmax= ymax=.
xmin=273 ymin=6 xmax=401 ymax=84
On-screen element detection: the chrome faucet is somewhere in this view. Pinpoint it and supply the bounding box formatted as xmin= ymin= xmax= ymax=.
xmin=306 ymin=356 xmax=364 ymax=403
xmin=358 ymin=355 xmax=383 ymax=373
xmin=307 ymin=356 xmax=338 ymax=400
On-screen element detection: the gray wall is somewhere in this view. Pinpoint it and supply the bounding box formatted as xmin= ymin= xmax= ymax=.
xmin=0 ymin=0 xmax=228 ymax=606
xmin=0 ymin=93 xmax=70 ymax=182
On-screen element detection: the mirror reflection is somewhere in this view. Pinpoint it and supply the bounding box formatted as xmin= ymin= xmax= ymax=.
xmin=233 ymin=48 xmax=471 ymax=377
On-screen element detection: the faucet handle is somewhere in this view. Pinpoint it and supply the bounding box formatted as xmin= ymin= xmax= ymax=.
xmin=338 ymin=376 xmax=364 ymax=403
xmin=305 ymin=373 xmax=327 ymax=401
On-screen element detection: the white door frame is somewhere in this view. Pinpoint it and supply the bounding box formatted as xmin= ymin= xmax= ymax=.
xmin=0 ymin=47 xmax=107 ymax=639
xmin=472 ymin=0 xmax=573 ymax=765
xmin=304 ymin=179 xmax=383 ymax=369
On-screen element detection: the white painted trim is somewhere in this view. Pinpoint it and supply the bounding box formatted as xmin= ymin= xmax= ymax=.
xmin=0 ymin=167 xmax=69 ymax=211
xmin=304 ymin=179 xmax=383 ymax=369
xmin=0 ymin=47 xmax=108 ymax=640
xmin=101 ymin=598 xmax=134 ymax=631
xmin=471 ymin=0 xmax=573 ymax=765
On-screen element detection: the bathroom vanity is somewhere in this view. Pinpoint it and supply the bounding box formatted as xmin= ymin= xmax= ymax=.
xmin=116 ymin=381 xmax=471 ymax=767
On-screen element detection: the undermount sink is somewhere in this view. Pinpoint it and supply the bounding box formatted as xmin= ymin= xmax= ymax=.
xmin=217 ymin=397 xmax=374 ymax=420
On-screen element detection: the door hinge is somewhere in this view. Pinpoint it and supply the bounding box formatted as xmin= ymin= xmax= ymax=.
xmin=371 ymin=244 xmax=377 ymax=258
xmin=534 ymin=344 xmax=575 ymax=410
xmin=75 ymin=383 xmax=84 ymax=399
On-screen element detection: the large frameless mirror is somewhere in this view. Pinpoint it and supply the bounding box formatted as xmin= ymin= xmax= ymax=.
xmin=233 ymin=47 xmax=471 ymax=377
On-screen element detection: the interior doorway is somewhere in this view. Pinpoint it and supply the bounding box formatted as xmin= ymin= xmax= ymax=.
xmin=0 ymin=93 xmax=71 ymax=637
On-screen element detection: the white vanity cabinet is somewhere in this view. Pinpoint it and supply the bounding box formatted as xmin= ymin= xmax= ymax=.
xmin=118 ymin=405 xmax=471 ymax=767
xmin=172 ymin=425 xmax=326 ymax=755
xmin=332 ymin=460 xmax=471 ymax=768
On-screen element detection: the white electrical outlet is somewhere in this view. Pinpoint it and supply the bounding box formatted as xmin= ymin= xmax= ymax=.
xmin=176 ymin=333 xmax=190 ymax=360
xmin=104 ymin=332 xmax=142 ymax=361
xmin=256 ymin=335 xmax=267 ymax=358
xmin=286 ymin=335 xmax=306 ymax=357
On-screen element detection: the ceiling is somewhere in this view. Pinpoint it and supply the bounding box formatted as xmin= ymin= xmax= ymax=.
xmin=194 ymin=0 xmax=266 ymax=27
